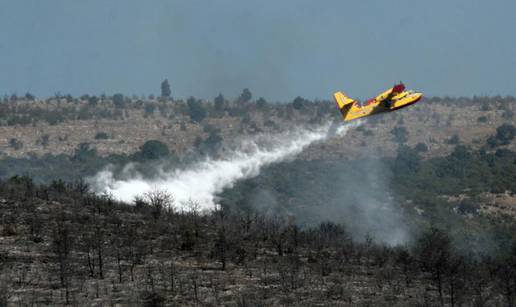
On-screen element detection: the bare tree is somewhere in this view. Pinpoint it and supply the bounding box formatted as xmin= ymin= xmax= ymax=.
xmin=414 ymin=227 xmax=452 ymax=307
xmin=51 ymin=210 xmax=75 ymax=304
xmin=214 ymin=226 xmax=227 ymax=270
xmin=144 ymin=189 xmax=174 ymax=220
xmin=495 ymin=243 xmax=516 ymax=307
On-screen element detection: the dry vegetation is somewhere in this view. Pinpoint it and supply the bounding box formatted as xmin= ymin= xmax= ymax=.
xmin=0 ymin=95 xmax=514 ymax=160
xmin=0 ymin=180 xmax=515 ymax=306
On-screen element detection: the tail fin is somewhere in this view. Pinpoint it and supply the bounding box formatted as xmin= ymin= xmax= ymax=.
xmin=333 ymin=91 xmax=358 ymax=120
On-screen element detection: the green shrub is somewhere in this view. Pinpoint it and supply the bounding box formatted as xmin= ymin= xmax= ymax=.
xmin=113 ymin=93 xmax=125 ymax=108
xmin=502 ymin=109 xmax=513 ymax=119
xmin=415 ymin=142 xmax=428 ymax=153
xmin=95 ymin=132 xmax=109 ymax=140
xmin=446 ymin=134 xmax=460 ymax=145
xmin=495 ymin=124 xmax=515 ymax=145
xmin=187 ymin=97 xmax=206 ymax=123
xmin=237 ymin=88 xmax=252 ymax=103
xmin=139 ymin=140 xmax=170 ymax=160
xmin=144 ymin=103 xmax=156 ymax=116
xmin=9 ymin=138 xmax=23 ymax=150
xmin=391 ymin=126 xmax=408 ymax=144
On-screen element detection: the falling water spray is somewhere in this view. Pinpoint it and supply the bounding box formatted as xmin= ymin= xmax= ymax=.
xmin=91 ymin=121 xmax=360 ymax=211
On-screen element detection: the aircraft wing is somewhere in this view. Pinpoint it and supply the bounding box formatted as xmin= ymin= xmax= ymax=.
xmin=374 ymin=83 xmax=406 ymax=108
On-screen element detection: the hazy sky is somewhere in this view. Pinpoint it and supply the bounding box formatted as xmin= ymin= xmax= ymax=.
xmin=1 ymin=0 xmax=515 ymax=101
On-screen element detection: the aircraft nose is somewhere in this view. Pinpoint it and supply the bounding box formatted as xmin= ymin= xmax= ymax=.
xmin=414 ymin=93 xmax=423 ymax=102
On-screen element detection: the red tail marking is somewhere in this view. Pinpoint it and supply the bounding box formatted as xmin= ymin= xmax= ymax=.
xmin=392 ymin=83 xmax=405 ymax=93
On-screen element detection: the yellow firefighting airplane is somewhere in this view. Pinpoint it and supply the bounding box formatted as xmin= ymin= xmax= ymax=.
xmin=333 ymin=83 xmax=422 ymax=121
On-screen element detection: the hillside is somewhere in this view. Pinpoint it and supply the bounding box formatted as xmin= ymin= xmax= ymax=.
xmin=0 ymin=95 xmax=515 ymax=306
xmin=0 ymin=179 xmax=515 ymax=306
xmin=1 ymin=96 xmax=514 ymax=161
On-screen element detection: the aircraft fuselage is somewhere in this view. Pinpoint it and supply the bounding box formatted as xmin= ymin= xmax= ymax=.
xmin=333 ymin=83 xmax=422 ymax=122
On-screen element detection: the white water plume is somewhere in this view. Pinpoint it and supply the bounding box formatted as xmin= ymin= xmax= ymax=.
xmin=92 ymin=121 xmax=360 ymax=211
